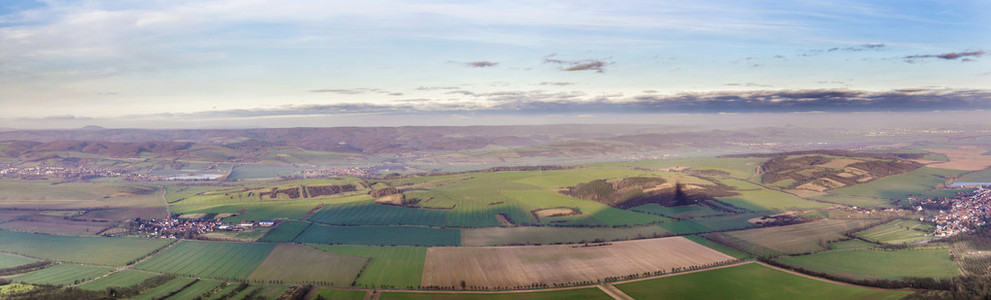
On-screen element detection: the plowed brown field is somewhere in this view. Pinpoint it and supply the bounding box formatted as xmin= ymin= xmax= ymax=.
xmin=421 ymin=236 xmax=734 ymax=288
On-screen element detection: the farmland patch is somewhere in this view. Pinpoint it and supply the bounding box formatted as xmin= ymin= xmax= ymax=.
xmin=0 ymin=253 xmax=36 ymax=269
xmin=774 ymin=248 xmax=960 ymax=280
xmin=614 ymin=262 xmax=910 ymax=300
xmin=421 ymin=237 xmax=734 ymax=288
xmin=379 ymin=288 xmax=612 ymax=300
xmin=77 ymin=270 xmax=159 ymax=291
xmin=926 ymin=147 xmax=991 ymax=171
xmin=258 ymin=220 xmax=311 ymax=242
xmin=247 ymin=244 xmax=368 ymax=285
xmin=313 ymin=245 xmax=426 ymax=288
xmin=704 ymin=219 xmax=882 ymax=257
xmin=135 ymin=240 xmax=275 ymax=280
xmin=296 ymin=224 xmax=459 ymax=246
xmin=854 ymin=219 xmax=932 ymax=244
xmin=12 ymin=264 xmax=113 ymax=286
xmin=461 ymin=226 xmax=672 ymax=246
xmin=0 ymin=230 xmax=171 ymax=266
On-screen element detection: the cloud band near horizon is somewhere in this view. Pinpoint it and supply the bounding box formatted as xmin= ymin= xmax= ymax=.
xmin=104 ymin=88 xmax=991 ymax=120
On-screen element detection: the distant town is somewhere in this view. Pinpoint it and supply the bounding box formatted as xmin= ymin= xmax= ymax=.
xmin=919 ymin=188 xmax=991 ymax=236
xmin=128 ymin=216 xmax=276 ymax=239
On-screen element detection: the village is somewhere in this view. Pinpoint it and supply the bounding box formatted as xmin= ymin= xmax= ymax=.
xmin=128 ymin=217 xmax=275 ymax=239
xmin=920 ymin=187 xmax=991 ymax=236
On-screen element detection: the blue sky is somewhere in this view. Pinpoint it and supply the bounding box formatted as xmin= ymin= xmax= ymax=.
xmin=0 ymin=0 xmax=989 ymax=128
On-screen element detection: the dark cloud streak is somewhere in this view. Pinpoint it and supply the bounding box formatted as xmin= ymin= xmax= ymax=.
xmin=543 ymin=54 xmax=611 ymax=73
xmin=904 ymin=50 xmax=985 ymax=62
xmin=465 ymin=61 xmax=499 ymax=68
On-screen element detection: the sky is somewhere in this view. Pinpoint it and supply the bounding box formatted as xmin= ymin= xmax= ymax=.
xmin=0 ymin=0 xmax=989 ymax=128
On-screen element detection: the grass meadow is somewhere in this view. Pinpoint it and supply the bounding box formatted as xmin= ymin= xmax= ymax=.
xmin=313 ymin=245 xmax=427 ymax=288
xmin=854 ymin=219 xmax=932 ymax=244
xmin=774 ymin=248 xmax=960 ymax=280
xmin=630 ymin=204 xmax=724 ymax=219
xmin=0 ymin=230 xmax=170 ymax=266
xmin=657 ymin=212 xmax=764 ymax=235
xmin=77 ymin=270 xmax=159 ymax=291
xmin=814 ymin=167 xmax=967 ymax=207
xmin=12 ymin=264 xmax=113 ymax=286
xmin=135 ymin=240 xmax=275 ymax=280
xmin=0 ymin=253 xmax=35 ymax=269
xmin=379 ymin=288 xmax=613 ymax=300
xmin=704 ymin=219 xmax=881 ymax=257
xmin=246 ymin=244 xmax=368 ymax=285
xmin=258 ymin=220 xmax=311 ymax=242
xmin=296 ymin=224 xmax=460 ymax=246
xmin=615 ymin=263 xmax=911 ymax=300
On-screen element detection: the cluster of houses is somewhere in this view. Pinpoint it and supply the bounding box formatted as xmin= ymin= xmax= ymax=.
xmin=131 ymin=217 xmax=275 ymax=239
xmin=298 ymin=167 xmax=378 ymax=178
xmin=922 ymin=188 xmax=991 ymax=236
xmin=0 ymin=165 xmax=128 ymax=180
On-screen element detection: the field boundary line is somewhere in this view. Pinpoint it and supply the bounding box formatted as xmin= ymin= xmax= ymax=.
xmin=608 ymin=260 xmax=753 ymax=285
xmin=755 ymin=262 xmax=920 ymax=292
xmin=161 ymin=185 xmax=171 ymax=218
xmin=597 ymin=284 xmax=633 ymax=300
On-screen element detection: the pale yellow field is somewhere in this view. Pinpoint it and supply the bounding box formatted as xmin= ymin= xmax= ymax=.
xmin=533 ymin=208 xmax=579 ymax=218
xmin=818 ymin=158 xmax=861 ymax=169
xmin=421 ymin=237 xmax=734 ymax=288
xmin=927 ymin=148 xmax=991 ymax=171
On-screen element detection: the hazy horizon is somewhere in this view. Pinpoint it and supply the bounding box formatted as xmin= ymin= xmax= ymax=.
xmin=1 ymin=1 xmax=989 ymax=129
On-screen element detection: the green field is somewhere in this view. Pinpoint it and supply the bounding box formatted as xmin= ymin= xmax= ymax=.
xmin=77 ymin=270 xmax=159 ymax=291
xmin=614 ymin=157 xmax=763 ymax=180
xmin=683 ymin=235 xmax=751 ymax=259
xmin=297 ymin=224 xmax=460 ymax=246
xmin=774 ymin=248 xmax=961 ymax=280
xmin=167 ymin=280 xmax=224 ymax=299
xmin=502 ymin=190 xmax=668 ymax=226
xmin=657 ymin=212 xmax=763 ymax=235
xmin=307 ymin=200 xmax=450 ymax=227
xmin=131 ymin=277 xmax=196 ymax=300
xmin=717 ymin=187 xmax=829 ymax=211
xmin=12 ymin=264 xmax=113 ymax=286
xmin=313 ymin=245 xmax=426 ymax=288
xmin=460 ymin=226 xmax=672 ymax=246
xmin=258 ymin=220 xmax=311 ymax=242
xmin=958 ymin=168 xmax=991 ymax=182
xmin=614 ymin=263 xmax=911 ymax=300
xmin=705 ymin=219 xmax=880 ymax=257
xmin=855 ymin=219 xmax=932 ymax=244
xmin=0 ymin=180 xmax=161 ymax=209
xmin=136 ymin=240 xmax=275 ymax=280
xmin=814 ymin=167 xmax=967 ymax=207
xmin=379 ymin=288 xmax=613 ymax=300
xmin=629 ymin=204 xmax=724 ymax=219
xmin=247 ymin=244 xmax=368 ymax=285
xmin=230 ymin=285 xmax=289 ymax=299
xmin=310 ymin=288 xmax=367 ymax=300
xmin=301 ymin=167 xmax=684 ymax=228
xmin=829 ymin=239 xmax=875 ymax=250
xmin=0 ymin=230 xmax=171 ymax=266
xmin=0 ymin=253 xmax=36 ymax=269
